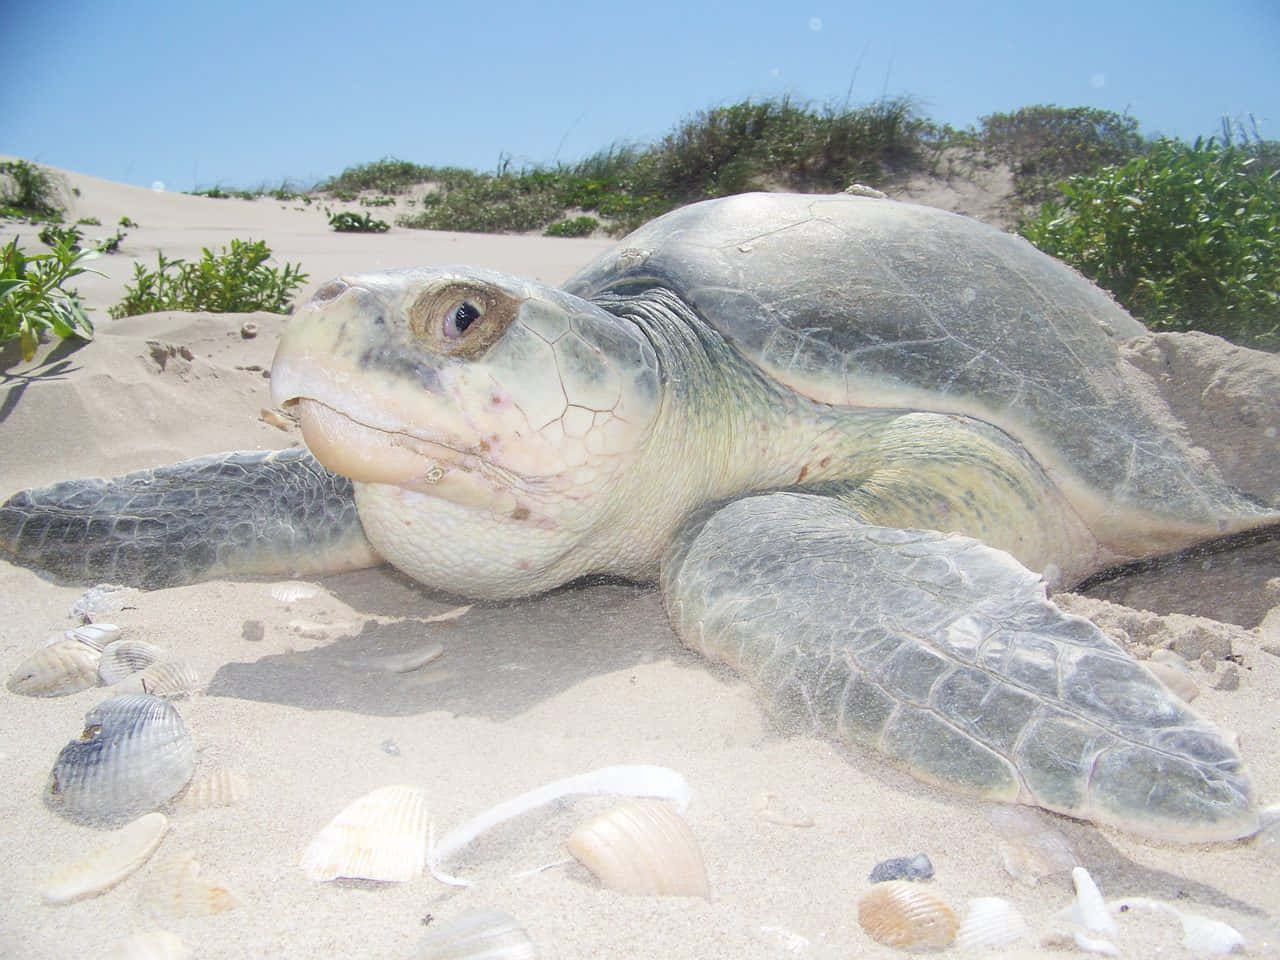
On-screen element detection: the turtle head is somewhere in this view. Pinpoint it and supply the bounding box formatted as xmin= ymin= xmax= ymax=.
xmin=271 ymin=267 xmax=662 ymax=597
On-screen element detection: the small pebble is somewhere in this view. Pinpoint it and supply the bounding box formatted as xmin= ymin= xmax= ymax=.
xmin=868 ymin=852 xmax=934 ymax=883
xmin=381 ymin=739 xmax=400 ymax=757
xmin=241 ymin=620 xmax=264 ymax=643
xmin=1199 ymin=650 xmax=1217 ymax=671
xmin=240 ymin=321 xmax=258 ymax=339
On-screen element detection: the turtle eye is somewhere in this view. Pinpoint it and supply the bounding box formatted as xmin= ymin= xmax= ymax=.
xmin=444 ymin=300 xmax=482 ymax=338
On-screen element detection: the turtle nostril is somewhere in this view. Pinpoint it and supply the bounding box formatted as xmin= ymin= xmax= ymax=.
xmin=311 ymin=280 xmax=349 ymax=304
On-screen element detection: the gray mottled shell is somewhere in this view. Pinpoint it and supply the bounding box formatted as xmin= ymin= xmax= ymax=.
xmin=46 ymin=695 xmax=195 ymax=823
xmin=564 ymin=192 xmax=1259 ymax=526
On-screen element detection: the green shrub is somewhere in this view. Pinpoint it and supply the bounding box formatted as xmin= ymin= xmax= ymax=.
xmin=110 ymin=239 xmax=308 ymax=319
xmin=544 ymin=216 xmax=599 ymax=237
xmin=329 ymin=211 xmax=390 ymax=233
xmin=1 ymin=235 xmax=99 ymax=361
xmin=979 ymin=105 xmax=1145 ymax=204
xmin=119 ymin=215 xmax=138 ymax=228
xmin=0 ymin=160 xmax=66 ymax=220
xmin=39 ymin=224 xmax=83 ymax=251
xmin=321 ymin=157 xmax=438 ymax=195
xmin=95 ymin=229 xmax=127 ymax=254
xmin=1021 ymin=138 xmax=1280 ymax=349
xmin=397 ymin=175 xmax=565 ymax=233
xmin=76 ymin=217 xmax=101 ymax=226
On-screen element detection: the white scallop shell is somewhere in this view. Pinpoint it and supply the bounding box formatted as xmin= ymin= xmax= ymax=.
xmin=301 ymin=784 xmax=428 ymax=882
xmin=7 ymin=638 xmax=102 ymax=696
xmin=104 ymin=931 xmax=190 ymax=960
xmin=857 ymin=881 xmax=958 ymax=951
xmin=182 ymin=767 xmax=248 ymax=809
xmin=72 ymin=584 xmax=140 ymax=620
xmin=65 ymin=623 xmax=124 ymax=651
xmin=956 ymin=896 xmax=1030 ymax=949
xmin=39 ymin=812 xmax=168 ymax=903
xmin=414 ymin=910 xmax=536 ymax=960
xmin=128 ymin=660 xmax=201 ymax=698
xmin=139 ymin=850 xmax=238 ymax=919
xmin=566 ymin=799 xmax=709 ymax=897
xmin=46 ymin=694 xmax=195 ymax=823
xmin=99 ymin=639 xmax=168 ymax=684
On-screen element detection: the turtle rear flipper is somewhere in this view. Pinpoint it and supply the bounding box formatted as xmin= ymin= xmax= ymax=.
xmin=0 ymin=449 xmax=379 ymax=588
xmin=661 ymin=492 xmax=1260 ymax=842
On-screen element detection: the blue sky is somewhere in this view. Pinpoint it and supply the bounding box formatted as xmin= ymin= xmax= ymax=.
xmin=4 ymin=0 xmax=1278 ymax=191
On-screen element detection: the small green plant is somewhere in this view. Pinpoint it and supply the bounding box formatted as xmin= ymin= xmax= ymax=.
xmin=95 ymin=229 xmax=127 ymax=254
xmin=544 ymin=216 xmax=598 ymax=237
xmin=1 ymin=235 xmax=100 ymax=360
xmin=76 ymin=216 xmax=101 ymax=226
xmin=361 ymin=196 xmax=396 ymax=207
xmin=39 ymin=224 xmax=83 ymax=251
xmin=329 ymin=211 xmax=390 ymax=233
xmin=0 ymin=160 xmax=66 ymax=220
xmin=110 ymin=239 xmax=308 ymax=319
xmin=119 ymin=215 xmax=138 ymax=228
xmin=1022 ymin=138 xmax=1280 ymax=349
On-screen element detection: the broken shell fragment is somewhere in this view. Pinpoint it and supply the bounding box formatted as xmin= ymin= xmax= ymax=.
xmin=988 ymin=805 xmax=1077 ymax=886
xmin=566 ymin=798 xmax=709 ymax=898
xmin=857 ymin=881 xmax=958 ymax=951
xmin=182 ymin=767 xmax=248 ymax=810
xmin=413 ymin=910 xmax=536 ymax=960
xmin=64 ymin=623 xmax=124 ymax=651
xmin=270 ymin=581 xmax=319 ymax=603
xmin=301 ymin=784 xmax=427 ymax=882
xmin=139 ymin=850 xmax=238 ymax=919
xmin=7 ymin=638 xmax=102 ymax=696
xmin=46 ymin=695 xmax=195 ymax=823
xmin=105 ymin=930 xmax=190 ymax=960
xmin=955 ymin=896 xmax=1030 ymax=949
xmin=40 ymin=812 xmax=168 ymax=904
xmin=99 ymin=639 xmax=167 ymax=684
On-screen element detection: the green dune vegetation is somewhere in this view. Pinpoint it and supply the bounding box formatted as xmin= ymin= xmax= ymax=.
xmin=2 ymin=101 xmax=1277 ymax=350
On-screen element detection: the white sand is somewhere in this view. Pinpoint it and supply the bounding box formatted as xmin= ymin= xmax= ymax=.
xmin=1 ymin=166 xmax=1278 ymax=959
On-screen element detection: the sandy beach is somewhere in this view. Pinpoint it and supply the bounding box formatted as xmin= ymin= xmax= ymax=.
xmin=1 ymin=165 xmax=1278 ymax=959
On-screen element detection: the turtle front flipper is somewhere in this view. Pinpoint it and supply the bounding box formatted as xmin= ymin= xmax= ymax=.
xmin=0 ymin=449 xmax=380 ymax=588
xmin=661 ymin=492 xmax=1260 ymax=842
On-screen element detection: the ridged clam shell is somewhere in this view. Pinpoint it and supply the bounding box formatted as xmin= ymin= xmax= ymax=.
xmin=956 ymin=896 xmax=1030 ymax=949
xmin=124 ymin=660 xmax=201 ymax=698
xmin=105 ymin=931 xmax=190 ymax=960
xmin=857 ymin=881 xmax=958 ymax=950
xmin=139 ymin=850 xmax=238 ymax=919
xmin=566 ymin=799 xmax=709 ymax=897
xmin=182 ymin=767 xmax=248 ymax=809
xmin=414 ymin=910 xmax=536 ymax=960
xmin=301 ymin=784 xmax=427 ymax=882
xmin=99 ymin=639 xmax=168 ymax=684
xmin=8 ymin=638 xmax=102 ymax=696
xmin=46 ymin=695 xmax=195 ymax=823
xmin=39 ymin=812 xmax=168 ymax=903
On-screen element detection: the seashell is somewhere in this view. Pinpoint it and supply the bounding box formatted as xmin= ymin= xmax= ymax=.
xmin=8 ymin=638 xmax=102 ymax=696
xmin=139 ymin=850 xmax=238 ymax=919
xmin=988 ymin=805 xmax=1077 ymax=886
xmin=956 ymin=896 xmax=1030 ymax=949
xmin=301 ymin=784 xmax=427 ymax=882
xmin=99 ymin=639 xmax=168 ymax=684
xmin=754 ymin=791 xmax=814 ymax=827
xmin=344 ymin=641 xmax=445 ymax=674
xmin=105 ymin=931 xmax=190 ymax=960
xmin=1066 ymin=867 xmax=1117 ymax=935
xmin=39 ymin=812 xmax=168 ymax=904
xmin=1109 ymin=897 xmax=1245 ymax=956
xmin=566 ymin=798 xmax=709 ymax=898
xmin=182 ymin=767 xmax=248 ymax=809
xmin=421 ymin=603 xmax=472 ymax=623
xmin=271 ymin=581 xmax=319 ymax=603
xmin=72 ymin=584 xmax=140 ymax=620
xmin=857 ymin=880 xmax=958 ymax=951
xmin=413 ymin=910 xmax=536 ymax=960
xmin=46 ymin=695 xmax=195 ymax=823
xmin=128 ymin=660 xmax=201 ymax=698
xmin=868 ymin=852 xmax=934 ymax=883
xmin=63 ymin=623 xmax=124 ymax=651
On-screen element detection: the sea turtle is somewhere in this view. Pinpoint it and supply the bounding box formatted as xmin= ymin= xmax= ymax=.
xmin=3 ymin=192 xmax=1276 ymax=842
